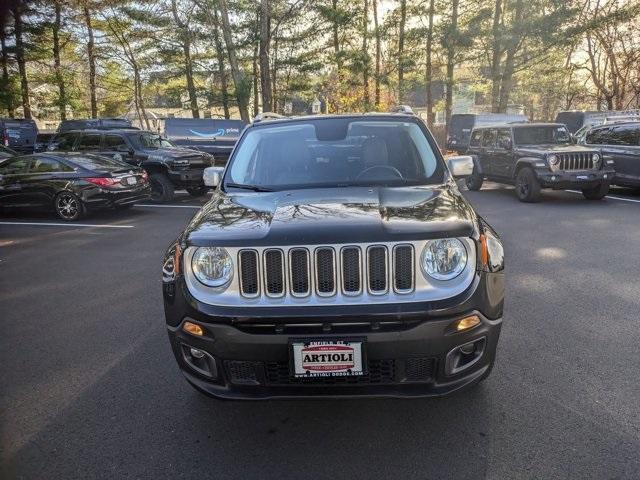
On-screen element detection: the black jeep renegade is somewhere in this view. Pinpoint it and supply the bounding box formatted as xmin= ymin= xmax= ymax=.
xmin=465 ymin=123 xmax=614 ymax=202
xmin=163 ymin=113 xmax=505 ymax=399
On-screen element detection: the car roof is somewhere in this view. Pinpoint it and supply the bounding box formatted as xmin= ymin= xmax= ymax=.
xmin=248 ymin=113 xmax=421 ymax=128
xmin=473 ymin=122 xmax=564 ymax=130
xmin=59 ymin=128 xmax=147 ymax=135
xmin=590 ymin=120 xmax=640 ymax=129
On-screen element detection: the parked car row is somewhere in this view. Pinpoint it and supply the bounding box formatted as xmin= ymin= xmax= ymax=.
xmin=0 ymin=152 xmax=150 ymax=220
xmin=48 ymin=129 xmax=215 ymax=202
xmin=463 ymin=122 xmax=614 ymax=202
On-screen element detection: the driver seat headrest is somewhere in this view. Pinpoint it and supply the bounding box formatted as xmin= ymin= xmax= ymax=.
xmin=361 ymin=136 xmax=389 ymax=166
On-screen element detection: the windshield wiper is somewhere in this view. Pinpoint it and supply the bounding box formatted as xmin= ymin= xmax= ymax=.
xmin=224 ymin=183 xmax=273 ymax=192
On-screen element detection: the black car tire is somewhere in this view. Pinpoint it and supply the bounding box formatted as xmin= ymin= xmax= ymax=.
xmin=186 ymin=186 xmax=209 ymax=197
xmin=465 ymin=172 xmax=484 ymax=191
xmin=515 ymin=167 xmax=541 ymax=203
xmin=581 ymin=182 xmax=609 ymax=200
xmin=54 ymin=191 xmax=85 ymax=221
xmin=150 ymin=173 xmax=175 ymax=203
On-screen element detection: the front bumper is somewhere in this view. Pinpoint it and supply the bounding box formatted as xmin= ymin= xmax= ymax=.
xmin=164 ymin=270 xmax=504 ymax=399
xmin=168 ymin=168 xmax=205 ymax=187
xmin=536 ymin=167 xmax=614 ymax=189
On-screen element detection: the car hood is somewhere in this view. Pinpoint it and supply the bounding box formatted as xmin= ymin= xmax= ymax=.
xmin=141 ymin=147 xmax=209 ymax=159
xmin=515 ymin=144 xmax=599 ymax=156
xmin=183 ymin=184 xmax=478 ymax=247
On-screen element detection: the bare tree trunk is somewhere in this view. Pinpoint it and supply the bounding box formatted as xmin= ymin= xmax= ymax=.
xmin=171 ymin=0 xmax=199 ymax=118
xmin=362 ymin=0 xmax=370 ymax=109
xmin=397 ymin=0 xmax=406 ymax=104
xmin=1 ymin=22 xmax=15 ymax=117
xmin=498 ymin=0 xmax=523 ymax=112
xmin=252 ymin=17 xmax=259 ymax=117
xmin=272 ymin=34 xmax=279 ymax=112
xmin=133 ymin=65 xmax=151 ymax=130
xmin=259 ymin=0 xmax=272 ymax=111
xmin=332 ymin=0 xmax=340 ymax=64
xmin=490 ymin=0 xmax=502 ymax=113
xmin=12 ymin=5 xmax=31 ymax=119
xmin=445 ymin=0 xmax=459 ymax=134
xmin=217 ymin=0 xmax=250 ymax=122
xmin=183 ymin=40 xmax=199 ymax=118
xmin=211 ymin=7 xmax=230 ymax=118
xmin=83 ymin=4 xmax=98 ymax=118
xmin=425 ymin=0 xmax=435 ymax=127
xmin=53 ymin=1 xmax=67 ymax=120
xmin=372 ymin=0 xmax=381 ymax=108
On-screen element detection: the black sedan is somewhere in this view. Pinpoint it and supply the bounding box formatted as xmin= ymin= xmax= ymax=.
xmin=0 ymin=152 xmax=151 ymax=221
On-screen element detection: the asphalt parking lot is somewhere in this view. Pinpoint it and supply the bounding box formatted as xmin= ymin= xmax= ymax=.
xmin=2 ymin=185 xmax=640 ymax=479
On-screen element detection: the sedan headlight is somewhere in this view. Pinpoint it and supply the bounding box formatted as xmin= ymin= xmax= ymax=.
xmin=192 ymin=247 xmax=233 ymax=288
xmin=421 ymin=238 xmax=468 ymax=281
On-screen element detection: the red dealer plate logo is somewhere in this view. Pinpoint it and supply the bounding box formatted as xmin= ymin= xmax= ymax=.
xmin=292 ymin=341 xmax=364 ymax=377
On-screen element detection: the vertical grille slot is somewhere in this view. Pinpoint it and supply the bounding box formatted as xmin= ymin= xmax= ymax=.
xmin=264 ymin=249 xmax=285 ymax=296
xmin=239 ymin=250 xmax=259 ymax=297
xmin=315 ymin=248 xmax=336 ymax=296
xmin=368 ymin=246 xmax=388 ymax=294
xmin=341 ymin=247 xmax=362 ymax=295
xmin=561 ymin=152 xmax=592 ymax=170
xmin=393 ymin=245 xmax=414 ymax=293
xmin=289 ymin=248 xmax=310 ymax=296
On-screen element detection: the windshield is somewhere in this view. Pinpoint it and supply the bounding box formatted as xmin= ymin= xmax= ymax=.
xmin=225 ymin=118 xmax=444 ymax=190
xmin=137 ymin=133 xmax=174 ymax=149
xmin=513 ymin=126 xmax=570 ymax=145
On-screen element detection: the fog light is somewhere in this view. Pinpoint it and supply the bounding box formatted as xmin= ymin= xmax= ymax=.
xmin=551 ymin=176 xmax=557 ymax=181
xmin=190 ymin=347 xmax=205 ymax=359
xmin=183 ymin=321 xmax=203 ymax=336
xmin=455 ymin=315 xmax=481 ymax=332
xmin=459 ymin=342 xmax=475 ymax=355
xmin=603 ymin=174 xmax=607 ymax=179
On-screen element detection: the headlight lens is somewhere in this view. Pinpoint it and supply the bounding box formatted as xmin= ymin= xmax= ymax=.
xmin=421 ymin=238 xmax=468 ymax=281
xmin=592 ymin=153 xmax=601 ymax=168
xmin=192 ymin=247 xmax=233 ymax=288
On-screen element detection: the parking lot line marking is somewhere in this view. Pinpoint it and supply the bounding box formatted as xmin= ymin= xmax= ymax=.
xmin=134 ymin=204 xmax=201 ymax=209
xmin=566 ymin=190 xmax=640 ymax=204
xmin=0 ymin=222 xmax=134 ymax=229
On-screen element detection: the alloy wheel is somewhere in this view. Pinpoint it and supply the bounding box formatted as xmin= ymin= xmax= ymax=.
xmin=56 ymin=193 xmax=79 ymax=220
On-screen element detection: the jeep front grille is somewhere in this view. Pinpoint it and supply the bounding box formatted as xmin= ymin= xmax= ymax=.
xmin=558 ymin=152 xmax=593 ymax=171
xmin=239 ymin=244 xmax=414 ymax=299
xmin=183 ymin=239 xmax=477 ymax=307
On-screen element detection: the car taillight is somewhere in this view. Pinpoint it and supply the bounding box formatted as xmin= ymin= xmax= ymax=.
xmin=141 ymin=171 xmax=149 ymax=182
xmin=2 ymin=129 xmax=8 ymax=147
xmin=86 ymin=177 xmax=119 ymax=187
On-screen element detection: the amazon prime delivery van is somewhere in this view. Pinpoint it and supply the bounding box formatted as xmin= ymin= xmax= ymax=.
xmin=163 ymin=118 xmax=247 ymax=165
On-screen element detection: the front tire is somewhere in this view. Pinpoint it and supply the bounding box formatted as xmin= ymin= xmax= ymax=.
xmin=150 ymin=173 xmax=175 ymax=203
xmin=54 ymin=191 xmax=85 ymax=221
xmin=582 ymin=182 xmax=609 ymax=200
xmin=186 ymin=186 xmax=209 ymax=197
xmin=515 ymin=167 xmax=542 ymax=202
xmin=465 ymin=172 xmax=484 ymax=191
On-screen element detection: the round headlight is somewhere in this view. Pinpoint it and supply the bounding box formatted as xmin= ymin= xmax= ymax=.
xmin=421 ymin=238 xmax=468 ymax=281
xmin=592 ymin=153 xmax=601 ymax=167
xmin=548 ymin=154 xmax=559 ymax=165
xmin=192 ymin=247 xmax=233 ymax=288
